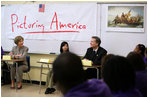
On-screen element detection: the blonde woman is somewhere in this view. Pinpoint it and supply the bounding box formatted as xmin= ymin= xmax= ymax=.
xmin=9 ymin=36 xmax=29 ymax=89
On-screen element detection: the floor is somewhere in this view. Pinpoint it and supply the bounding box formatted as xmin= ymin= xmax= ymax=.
xmin=1 ymin=83 xmax=63 ymax=97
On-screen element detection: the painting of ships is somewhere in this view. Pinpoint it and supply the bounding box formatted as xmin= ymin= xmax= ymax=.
xmin=108 ymin=6 xmax=144 ymax=28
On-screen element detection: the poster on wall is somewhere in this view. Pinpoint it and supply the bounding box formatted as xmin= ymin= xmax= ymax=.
xmin=106 ymin=4 xmax=145 ymax=32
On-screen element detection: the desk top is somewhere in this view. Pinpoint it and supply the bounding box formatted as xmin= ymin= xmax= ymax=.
xmin=37 ymin=61 xmax=101 ymax=68
xmin=37 ymin=61 xmax=53 ymax=64
xmin=83 ymin=65 xmax=101 ymax=68
xmin=2 ymin=59 xmax=24 ymax=62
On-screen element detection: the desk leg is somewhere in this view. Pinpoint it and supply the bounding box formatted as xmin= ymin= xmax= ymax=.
xmin=96 ymin=68 xmax=99 ymax=79
xmin=15 ymin=62 xmax=18 ymax=91
xmin=47 ymin=64 xmax=49 ymax=70
xmin=39 ymin=64 xmax=43 ymax=93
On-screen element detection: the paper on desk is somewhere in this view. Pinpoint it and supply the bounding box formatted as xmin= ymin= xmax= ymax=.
xmin=2 ymin=55 xmax=11 ymax=60
xmin=81 ymin=59 xmax=92 ymax=66
xmin=40 ymin=58 xmax=50 ymax=63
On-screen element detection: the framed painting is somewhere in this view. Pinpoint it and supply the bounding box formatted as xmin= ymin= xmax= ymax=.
xmin=106 ymin=4 xmax=145 ymax=32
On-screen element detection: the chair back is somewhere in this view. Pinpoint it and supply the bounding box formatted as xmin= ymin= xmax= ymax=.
xmin=24 ymin=56 xmax=30 ymax=72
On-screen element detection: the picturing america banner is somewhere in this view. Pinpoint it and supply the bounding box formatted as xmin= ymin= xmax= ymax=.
xmin=3 ymin=3 xmax=97 ymax=41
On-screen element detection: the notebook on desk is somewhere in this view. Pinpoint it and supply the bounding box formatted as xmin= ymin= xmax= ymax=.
xmin=39 ymin=58 xmax=54 ymax=63
xmin=2 ymin=55 xmax=11 ymax=60
xmin=39 ymin=58 xmax=50 ymax=63
xmin=81 ymin=59 xmax=92 ymax=66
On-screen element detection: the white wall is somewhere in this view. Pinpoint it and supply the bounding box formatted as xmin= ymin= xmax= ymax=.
xmin=1 ymin=2 xmax=147 ymax=57
xmin=100 ymin=4 xmax=147 ymax=56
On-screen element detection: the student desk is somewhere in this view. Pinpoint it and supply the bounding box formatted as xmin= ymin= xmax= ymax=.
xmin=83 ymin=65 xmax=102 ymax=79
xmin=2 ymin=58 xmax=25 ymax=91
xmin=37 ymin=61 xmax=101 ymax=93
xmin=36 ymin=61 xmax=53 ymax=93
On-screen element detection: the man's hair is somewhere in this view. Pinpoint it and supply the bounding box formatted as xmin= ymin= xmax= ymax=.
xmin=92 ymin=36 xmax=101 ymax=46
xmin=53 ymin=52 xmax=86 ymax=93
xmin=127 ymin=52 xmax=146 ymax=71
xmin=102 ymin=55 xmax=135 ymax=93
xmin=14 ymin=36 xmax=24 ymax=45
xmin=60 ymin=41 xmax=69 ymax=53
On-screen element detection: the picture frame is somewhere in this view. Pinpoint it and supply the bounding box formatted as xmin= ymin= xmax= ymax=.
xmin=106 ymin=4 xmax=145 ymax=32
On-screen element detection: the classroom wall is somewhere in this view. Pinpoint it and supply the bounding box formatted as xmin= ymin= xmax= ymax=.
xmin=24 ymin=54 xmax=57 ymax=81
xmin=2 ymin=1 xmax=147 ymax=82
xmin=100 ymin=4 xmax=147 ymax=56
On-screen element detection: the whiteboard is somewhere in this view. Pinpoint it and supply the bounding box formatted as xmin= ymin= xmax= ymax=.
xmin=2 ymin=3 xmax=146 ymax=57
xmin=1 ymin=3 xmax=100 ymax=56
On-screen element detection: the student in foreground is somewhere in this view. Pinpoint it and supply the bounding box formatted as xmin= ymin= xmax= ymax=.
xmin=102 ymin=55 xmax=142 ymax=97
xmin=134 ymin=44 xmax=147 ymax=64
xmin=52 ymin=52 xmax=112 ymax=97
xmin=127 ymin=52 xmax=147 ymax=97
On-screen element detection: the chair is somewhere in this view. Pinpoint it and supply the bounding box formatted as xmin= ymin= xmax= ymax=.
xmin=23 ymin=56 xmax=32 ymax=84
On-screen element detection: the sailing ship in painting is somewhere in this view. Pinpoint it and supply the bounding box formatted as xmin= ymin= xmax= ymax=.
xmin=108 ymin=10 xmax=144 ymax=28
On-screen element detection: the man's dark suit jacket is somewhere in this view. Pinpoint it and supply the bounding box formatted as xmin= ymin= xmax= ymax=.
xmin=83 ymin=47 xmax=107 ymax=65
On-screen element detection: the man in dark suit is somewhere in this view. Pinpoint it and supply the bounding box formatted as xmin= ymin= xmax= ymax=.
xmin=83 ymin=36 xmax=107 ymax=79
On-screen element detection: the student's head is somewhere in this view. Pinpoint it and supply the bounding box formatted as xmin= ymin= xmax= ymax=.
xmin=145 ymin=47 xmax=147 ymax=59
xmin=90 ymin=36 xmax=101 ymax=49
xmin=134 ymin=44 xmax=145 ymax=56
xmin=53 ymin=52 xmax=86 ymax=95
xmin=127 ymin=52 xmax=146 ymax=71
xmin=101 ymin=54 xmax=114 ymax=66
xmin=14 ymin=36 xmax=24 ymax=47
xmin=102 ymin=55 xmax=135 ymax=93
xmin=101 ymin=54 xmax=114 ymax=75
xmin=60 ymin=41 xmax=69 ymax=53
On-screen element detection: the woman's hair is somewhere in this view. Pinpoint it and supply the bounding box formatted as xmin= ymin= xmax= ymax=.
xmin=53 ymin=52 xmax=86 ymax=94
xmin=60 ymin=41 xmax=69 ymax=53
xmin=102 ymin=55 xmax=135 ymax=93
xmin=137 ymin=44 xmax=145 ymax=56
xmin=127 ymin=52 xmax=146 ymax=71
xmin=14 ymin=36 xmax=24 ymax=45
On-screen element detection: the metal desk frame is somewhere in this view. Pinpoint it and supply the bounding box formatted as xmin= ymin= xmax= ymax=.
xmin=2 ymin=59 xmax=24 ymax=91
xmin=37 ymin=61 xmax=102 ymax=93
xmin=37 ymin=61 xmax=53 ymax=93
xmin=83 ymin=65 xmax=102 ymax=79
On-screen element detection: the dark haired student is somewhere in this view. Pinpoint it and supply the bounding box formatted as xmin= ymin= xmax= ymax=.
xmin=83 ymin=36 xmax=107 ymax=79
xmin=60 ymin=41 xmax=69 ymax=53
xmin=102 ymin=55 xmax=142 ymax=97
xmin=53 ymin=52 xmax=112 ymax=97
xmin=127 ymin=52 xmax=147 ymax=97
xmin=134 ymin=44 xmax=147 ymax=64
xmin=45 ymin=41 xmax=69 ymax=94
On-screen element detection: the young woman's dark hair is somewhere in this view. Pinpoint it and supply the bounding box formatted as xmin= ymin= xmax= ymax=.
xmin=102 ymin=55 xmax=135 ymax=93
xmin=60 ymin=41 xmax=69 ymax=53
xmin=137 ymin=44 xmax=145 ymax=56
xmin=53 ymin=52 xmax=86 ymax=95
xmin=127 ymin=52 xmax=146 ymax=71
